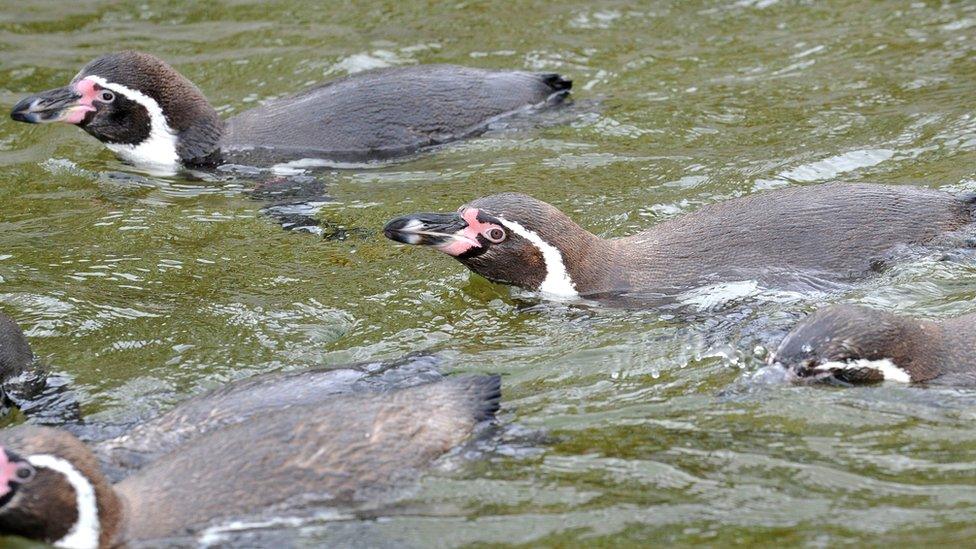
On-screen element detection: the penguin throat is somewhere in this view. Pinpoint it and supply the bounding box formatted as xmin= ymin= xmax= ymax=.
xmin=495 ymin=218 xmax=579 ymax=299
xmin=27 ymin=454 xmax=101 ymax=549
xmin=84 ymin=76 xmax=180 ymax=173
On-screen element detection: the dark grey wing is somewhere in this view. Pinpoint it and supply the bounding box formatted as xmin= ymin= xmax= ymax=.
xmin=221 ymin=65 xmax=571 ymax=163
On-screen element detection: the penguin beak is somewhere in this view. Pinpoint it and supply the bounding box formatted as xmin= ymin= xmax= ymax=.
xmin=10 ymin=85 xmax=94 ymax=124
xmin=383 ymin=212 xmax=473 ymax=247
xmin=767 ymin=351 xmax=855 ymax=385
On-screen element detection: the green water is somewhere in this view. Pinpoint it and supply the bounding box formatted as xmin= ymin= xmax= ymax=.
xmin=2 ymin=0 xmax=976 ymax=546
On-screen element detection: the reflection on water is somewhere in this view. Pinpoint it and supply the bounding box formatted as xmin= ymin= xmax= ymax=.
xmin=1 ymin=0 xmax=976 ymax=545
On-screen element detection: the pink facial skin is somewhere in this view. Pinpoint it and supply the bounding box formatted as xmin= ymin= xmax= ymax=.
xmin=436 ymin=208 xmax=504 ymax=256
xmin=60 ymin=78 xmax=99 ymax=124
xmin=0 ymin=449 xmax=22 ymax=498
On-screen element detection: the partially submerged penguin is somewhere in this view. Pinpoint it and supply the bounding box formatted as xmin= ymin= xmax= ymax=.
xmin=0 ymin=312 xmax=34 ymax=391
xmin=384 ymin=183 xmax=976 ymax=301
xmin=0 ymin=375 xmax=500 ymax=547
xmin=10 ymin=51 xmax=571 ymax=171
xmin=0 ymin=311 xmax=77 ymax=424
xmin=770 ymin=304 xmax=976 ymax=384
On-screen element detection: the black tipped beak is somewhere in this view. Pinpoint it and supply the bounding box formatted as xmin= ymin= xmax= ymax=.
xmin=10 ymin=85 xmax=90 ymax=124
xmin=383 ymin=212 xmax=469 ymax=246
xmin=767 ymin=345 xmax=811 ymax=374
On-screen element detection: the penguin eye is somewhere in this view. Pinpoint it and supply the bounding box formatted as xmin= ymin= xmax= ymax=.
xmin=484 ymin=227 xmax=506 ymax=243
xmin=14 ymin=464 xmax=34 ymax=483
xmin=98 ymin=90 xmax=115 ymax=103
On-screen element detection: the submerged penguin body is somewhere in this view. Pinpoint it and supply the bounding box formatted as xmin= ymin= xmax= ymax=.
xmin=222 ymin=65 xmax=571 ymax=165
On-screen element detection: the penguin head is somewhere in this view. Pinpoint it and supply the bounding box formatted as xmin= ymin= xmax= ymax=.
xmin=385 ymin=193 xmax=598 ymax=298
xmin=0 ymin=426 xmax=123 ymax=548
xmin=11 ymin=51 xmax=223 ymax=170
xmin=770 ymin=304 xmax=931 ymax=384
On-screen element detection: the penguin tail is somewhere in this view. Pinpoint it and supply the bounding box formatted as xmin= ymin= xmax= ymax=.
xmin=448 ymin=374 xmax=502 ymax=423
xmin=957 ymin=192 xmax=976 ymax=220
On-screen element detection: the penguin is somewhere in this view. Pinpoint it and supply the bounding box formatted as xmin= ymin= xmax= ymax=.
xmin=10 ymin=51 xmax=572 ymax=171
xmin=0 ymin=312 xmax=34 ymax=390
xmin=0 ymin=375 xmax=501 ymax=547
xmin=384 ymin=183 xmax=976 ymax=301
xmin=0 ymin=311 xmax=78 ymax=424
xmin=770 ymin=304 xmax=976 ymax=384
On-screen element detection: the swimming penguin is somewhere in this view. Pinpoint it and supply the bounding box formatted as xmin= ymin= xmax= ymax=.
xmin=770 ymin=304 xmax=976 ymax=384
xmin=383 ymin=183 xmax=976 ymax=301
xmin=10 ymin=51 xmax=572 ymax=171
xmin=0 ymin=312 xmax=34 ymax=389
xmin=0 ymin=311 xmax=78 ymax=424
xmin=0 ymin=375 xmax=500 ymax=547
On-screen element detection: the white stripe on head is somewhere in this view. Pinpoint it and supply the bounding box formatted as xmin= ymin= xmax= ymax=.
xmin=27 ymin=454 xmax=100 ymax=549
xmin=814 ymin=358 xmax=912 ymax=383
xmin=495 ymin=217 xmax=579 ymax=299
xmin=84 ymin=75 xmax=180 ymax=172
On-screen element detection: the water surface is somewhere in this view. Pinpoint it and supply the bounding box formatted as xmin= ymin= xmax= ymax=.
xmin=2 ymin=0 xmax=976 ymax=546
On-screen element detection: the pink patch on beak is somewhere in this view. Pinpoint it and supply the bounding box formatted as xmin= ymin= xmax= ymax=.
xmin=436 ymin=208 xmax=504 ymax=256
xmin=61 ymin=78 xmax=98 ymax=124
xmin=0 ymin=449 xmax=19 ymax=498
